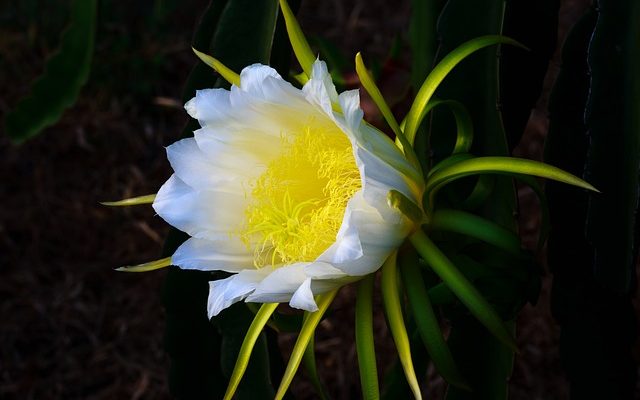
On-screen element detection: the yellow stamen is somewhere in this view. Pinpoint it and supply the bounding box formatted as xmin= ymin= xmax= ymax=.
xmin=243 ymin=123 xmax=361 ymax=267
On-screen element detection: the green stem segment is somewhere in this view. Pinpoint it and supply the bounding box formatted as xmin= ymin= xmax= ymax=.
xmin=223 ymin=302 xmax=279 ymax=400
xmin=381 ymin=252 xmax=423 ymax=400
xmin=302 ymin=332 xmax=329 ymax=400
xmin=356 ymin=274 xmax=380 ymax=400
xmin=401 ymin=257 xmax=469 ymax=390
xmin=409 ymin=229 xmax=517 ymax=352
xmin=275 ymin=290 xmax=339 ymax=400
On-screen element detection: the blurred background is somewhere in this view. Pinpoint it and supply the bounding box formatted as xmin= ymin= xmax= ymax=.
xmin=2 ymin=0 xmax=634 ymax=399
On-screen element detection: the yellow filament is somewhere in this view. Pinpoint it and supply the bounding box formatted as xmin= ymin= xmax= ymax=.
xmin=243 ymin=124 xmax=361 ymax=267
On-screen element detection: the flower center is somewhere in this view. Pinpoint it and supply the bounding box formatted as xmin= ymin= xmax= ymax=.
xmin=243 ymin=123 xmax=361 ymax=267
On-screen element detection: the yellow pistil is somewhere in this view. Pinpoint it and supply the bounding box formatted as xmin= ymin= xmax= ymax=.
xmin=243 ymin=122 xmax=361 ymax=267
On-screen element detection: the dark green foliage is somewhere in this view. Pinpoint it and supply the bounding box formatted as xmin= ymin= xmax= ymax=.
xmin=546 ymin=2 xmax=639 ymax=397
xmin=4 ymin=0 xmax=96 ymax=143
xmin=432 ymin=2 xmax=514 ymax=398
xmin=433 ymin=0 xmax=509 ymax=161
xmin=217 ymin=304 xmax=275 ymax=399
xmin=161 ymin=3 xmax=229 ymax=396
xmin=161 ymin=1 xmax=294 ymax=398
xmin=500 ymin=0 xmax=559 ymax=151
xmin=584 ymin=0 xmax=640 ymax=294
xmin=413 ymin=1 xmax=558 ymax=398
xmin=408 ymin=0 xmax=444 ymax=90
xmin=445 ymin=320 xmax=515 ymax=400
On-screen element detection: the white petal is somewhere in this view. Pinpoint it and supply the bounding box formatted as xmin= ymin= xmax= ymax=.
xmin=245 ymin=264 xmax=308 ymax=303
xmin=240 ymin=64 xmax=283 ymax=96
xmin=165 ymin=137 xmax=225 ymax=189
xmin=207 ymin=269 xmax=270 ymax=317
xmin=319 ymin=192 xmax=410 ymax=276
xmin=330 ymin=203 xmax=364 ymax=263
xmin=172 ymin=237 xmax=254 ymax=273
xmin=356 ymin=147 xmax=418 ymax=222
xmin=303 ymin=59 xmax=339 ymax=116
xmin=228 ymin=83 xmax=323 ymax=135
xmin=153 ymin=174 xmax=247 ymax=240
xmin=184 ymin=88 xmax=233 ymax=127
xmin=337 ymin=89 xmax=364 ymax=133
xmin=357 ymin=123 xmax=424 ymax=193
xmin=289 ymin=278 xmax=318 ymax=312
xmin=193 ymin=127 xmax=272 ymax=180
xmin=304 ymin=262 xmax=348 ymax=280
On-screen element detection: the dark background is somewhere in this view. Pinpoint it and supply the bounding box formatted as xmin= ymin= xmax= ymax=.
xmin=2 ymin=0 xmax=635 ymax=399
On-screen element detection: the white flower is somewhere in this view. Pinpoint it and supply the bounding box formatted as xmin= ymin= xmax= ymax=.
xmin=153 ymin=59 xmax=424 ymax=317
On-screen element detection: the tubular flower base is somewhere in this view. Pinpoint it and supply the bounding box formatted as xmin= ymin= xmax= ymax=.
xmin=152 ymin=60 xmax=424 ymax=317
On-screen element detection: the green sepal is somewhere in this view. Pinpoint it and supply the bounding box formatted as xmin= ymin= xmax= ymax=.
xmin=381 ymin=252 xmax=423 ymax=400
xmin=399 ymin=248 xmax=469 ymax=390
xmin=404 ymin=36 xmax=525 ymax=144
xmin=222 ymin=303 xmax=279 ymax=400
xmin=409 ymin=230 xmax=517 ymax=352
xmin=424 ymin=156 xmax=597 ymax=214
xmin=278 ymin=0 xmax=315 ymax=77
xmin=275 ymin=290 xmax=338 ymax=399
xmin=427 ymin=209 xmax=521 ymax=255
xmin=355 ymin=274 xmax=380 ymax=400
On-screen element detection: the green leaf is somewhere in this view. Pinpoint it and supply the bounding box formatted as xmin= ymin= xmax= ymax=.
xmin=356 ymin=274 xmax=380 ymax=400
xmin=399 ymin=248 xmax=469 ymax=390
xmin=5 ymin=0 xmax=96 ymax=143
xmin=427 ymin=152 xmax=474 ymax=177
xmin=381 ymin=252 xmax=423 ymax=400
xmin=404 ymin=99 xmax=475 ymax=156
xmin=192 ymin=48 xmax=241 ymax=86
xmin=275 ymin=290 xmax=338 ymax=400
xmin=409 ymin=230 xmax=516 ymax=352
xmin=429 ymin=7 xmax=525 ymax=398
xmin=404 ymin=35 xmax=524 ymax=144
xmin=428 ymin=209 xmax=521 ymax=255
xmin=278 ymin=0 xmax=315 ymax=77
xmin=424 ymin=156 xmax=597 ymax=213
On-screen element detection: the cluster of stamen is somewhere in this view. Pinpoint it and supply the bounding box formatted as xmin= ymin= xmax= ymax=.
xmin=242 ymin=123 xmax=361 ymax=267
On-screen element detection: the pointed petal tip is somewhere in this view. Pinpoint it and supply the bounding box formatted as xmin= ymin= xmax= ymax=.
xmin=191 ymin=47 xmax=240 ymax=86
xmin=115 ymin=257 xmax=172 ymax=272
xmin=101 ymin=194 xmax=156 ymax=207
